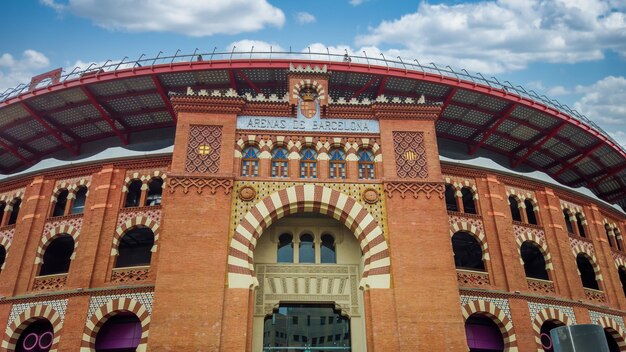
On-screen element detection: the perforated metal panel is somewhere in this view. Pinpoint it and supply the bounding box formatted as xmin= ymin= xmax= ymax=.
xmin=89 ymin=76 xmax=155 ymax=96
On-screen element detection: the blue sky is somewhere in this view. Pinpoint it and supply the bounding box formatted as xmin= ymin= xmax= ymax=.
xmin=1 ymin=0 xmax=625 ymax=146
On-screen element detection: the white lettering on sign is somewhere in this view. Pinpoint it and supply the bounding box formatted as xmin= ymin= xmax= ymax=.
xmin=237 ymin=115 xmax=379 ymax=134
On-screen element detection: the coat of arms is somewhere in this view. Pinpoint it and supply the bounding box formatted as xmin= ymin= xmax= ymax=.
xmin=299 ymin=88 xmax=318 ymax=118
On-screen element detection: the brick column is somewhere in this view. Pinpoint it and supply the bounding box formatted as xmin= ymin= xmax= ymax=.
xmin=2 ymin=176 xmax=53 ymax=295
xmin=54 ymin=295 xmax=91 ymax=351
xmin=537 ymin=187 xmax=582 ymax=299
xmin=376 ymin=103 xmax=468 ymax=351
xmin=67 ymin=164 xmax=122 ymax=288
xmin=507 ymin=297 xmax=536 ymax=351
xmin=148 ymin=94 xmax=239 ymax=351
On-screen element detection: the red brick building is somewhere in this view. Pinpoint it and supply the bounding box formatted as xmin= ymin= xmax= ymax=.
xmin=0 ymin=55 xmax=624 ymax=351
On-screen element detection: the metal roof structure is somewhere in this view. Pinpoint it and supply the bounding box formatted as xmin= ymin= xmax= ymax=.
xmin=0 ymin=51 xmax=624 ymax=208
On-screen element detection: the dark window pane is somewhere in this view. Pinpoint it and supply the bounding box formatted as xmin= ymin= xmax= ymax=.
xmin=525 ymin=200 xmax=537 ymax=225
xmin=462 ymin=188 xmax=476 ymax=214
xmin=576 ymin=213 xmax=586 ymax=237
xmin=125 ymin=181 xmax=142 ymax=208
xmin=618 ymin=267 xmax=626 ymax=298
xmin=299 ymin=234 xmax=315 ymax=263
xmin=40 ymin=235 xmax=74 ymax=276
xmin=445 ymin=185 xmax=458 ymax=212
xmin=576 ymin=254 xmax=599 ymax=290
xmin=53 ymin=190 xmax=69 ymax=217
xmin=521 ymin=241 xmax=549 ymax=280
xmin=277 ymin=233 xmax=293 ymax=263
xmin=0 ymin=245 xmax=5 ymax=271
xmin=452 ymin=232 xmax=485 ymax=271
xmin=263 ymin=304 xmax=350 ymax=349
xmin=8 ymin=198 xmax=20 ymax=225
xmin=145 ymin=179 xmax=163 ymax=206
xmin=540 ymin=320 xmax=562 ymax=352
xmin=115 ymin=227 xmax=154 ymax=268
xmin=71 ymin=187 xmax=87 ymax=214
xmin=509 ymin=196 xmax=522 ymax=222
xmin=563 ymin=210 xmax=574 ymax=234
xmin=321 ymin=234 xmax=336 ymax=264
xmin=95 ymin=313 xmax=142 ymax=351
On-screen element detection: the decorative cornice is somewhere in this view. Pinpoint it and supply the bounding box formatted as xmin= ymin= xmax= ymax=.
xmin=167 ymin=175 xmax=234 ymax=195
xmin=171 ymin=95 xmax=246 ymax=114
xmin=288 ymin=63 xmax=328 ymax=74
xmin=383 ymin=181 xmax=445 ymax=199
xmin=371 ymin=103 xmax=442 ymax=120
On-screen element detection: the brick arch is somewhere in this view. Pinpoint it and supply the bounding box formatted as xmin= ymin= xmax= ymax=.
xmin=449 ymin=221 xmax=490 ymax=261
xmin=80 ymin=298 xmax=150 ymax=352
xmin=1 ymin=305 xmax=63 ymax=352
xmin=34 ymin=225 xmax=80 ymax=265
xmin=532 ymin=307 xmax=572 ymax=351
xmin=515 ymin=236 xmax=553 ymax=271
xmin=0 ymin=236 xmax=11 ymax=270
xmin=227 ymin=184 xmax=390 ymax=289
xmin=572 ymin=249 xmax=603 ymax=283
xmin=111 ymin=216 xmax=160 ymax=256
xmin=615 ymin=257 xmax=626 ymax=270
xmin=461 ymin=300 xmax=518 ymax=351
xmin=597 ymin=316 xmax=626 ymax=351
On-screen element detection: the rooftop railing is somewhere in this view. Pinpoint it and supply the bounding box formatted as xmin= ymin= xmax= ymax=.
xmin=0 ymin=48 xmax=621 ymax=151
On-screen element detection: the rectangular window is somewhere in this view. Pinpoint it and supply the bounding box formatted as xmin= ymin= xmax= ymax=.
xmin=300 ymin=161 xmax=317 ymax=178
xmin=271 ymin=161 xmax=288 ymax=177
xmin=242 ymin=160 xmax=259 ymax=177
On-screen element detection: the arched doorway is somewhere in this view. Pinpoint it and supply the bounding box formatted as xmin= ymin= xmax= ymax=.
xmin=94 ymin=313 xmax=142 ymax=351
xmin=464 ymin=314 xmax=504 ymax=352
xmin=253 ymin=212 xmax=365 ymax=351
xmin=540 ymin=320 xmax=565 ymax=352
xmin=15 ymin=319 xmax=54 ymax=352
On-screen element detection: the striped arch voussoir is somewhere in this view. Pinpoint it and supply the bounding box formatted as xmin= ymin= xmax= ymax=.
xmin=572 ymin=247 xmax=602 ymax=281
xmin=111 ymin=216 xmax=160 ymax=256
xmin=80 ymin=298 xmax=150 ymax=352
xmin=461 ymin=300 xmax=518 ymax=352
xmin=35 ymin=225 xmax=80 ymax=265
xmin=597 ymin=316 xmax=626 ymax=351
xmin=0 ymin=236 xmax=10 ymax=270
xmin=450 ymin=221 xmax=490 ymax=261
xmin=616 ymin=256 xmax=626 ymax=270
xmin=2 ymin=304 xmax=62 ymax=352
xmin=515 ymin=235 xmax=552 ymax=270
xmin=227 ymin=185 xmax=390 ymax=289
xmin=532 ymin=307 xmax=572 ymax=351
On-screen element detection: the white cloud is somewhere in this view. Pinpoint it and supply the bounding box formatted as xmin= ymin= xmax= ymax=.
xmin=547 ymin=85 xmax=571 ymax=96
xmin=41 ymin=0 xmax=285 ymax=36
xmin=226 ymin=40 xmax=285 ymax=58
xmin=574 ymin=76 xmax=626 ymax=128
xmin=0 ymin=50 xmax=50 ymax=92
xmin=353 ymin=0 xmax=626 ymax=73
xmin=349 ymin=0 xmax=366 ymax=6
xmin=296 ymin=12 xmax=316 ymax=24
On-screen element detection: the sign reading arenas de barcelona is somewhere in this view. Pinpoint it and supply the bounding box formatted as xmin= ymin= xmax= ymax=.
xmin=0 ymin=54 xmax=624 ymax=352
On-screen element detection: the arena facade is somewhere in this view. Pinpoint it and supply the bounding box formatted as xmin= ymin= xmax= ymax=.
xmin=0 ymin=52 xmax=624 ymax=351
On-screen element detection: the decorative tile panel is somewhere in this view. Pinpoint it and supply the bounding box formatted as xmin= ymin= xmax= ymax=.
xmin=527 ymin=302 xmax=576 ymax=325
xmin=117 ymin=207 xmax=161 ymax=228
xmin=460 ymin=294 xmax=511 ymax=319
xmin=87 ymin=291 xmax=154 ymax=319
xmin=9 ymin=299 xmax=68 ymax=323
xmin=43 ymin=215 xmax=83 ymax=238
xmin=589 ymin=311 xmax=626 ymax=331
xmin=185 ymin=125 xmax=223 ymax=173
xmin=392 ymin=131 xmax=428 ymax=178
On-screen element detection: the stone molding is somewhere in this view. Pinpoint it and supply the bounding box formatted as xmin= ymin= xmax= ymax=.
xmin=167 ymin=175 xmax=234 ymax=195
xmin=383 ymin=181 xmax=444 ymax=199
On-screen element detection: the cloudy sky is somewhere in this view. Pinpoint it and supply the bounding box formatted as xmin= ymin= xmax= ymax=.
xmin=1 ymin=0 xmax=625 ymax=146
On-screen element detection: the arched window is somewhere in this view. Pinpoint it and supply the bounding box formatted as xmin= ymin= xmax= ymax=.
xmin=8 ymin=198 xmax=21 ymax=225
xmin=145 ymin=178 xmax=163 ymax=206
xmin=508 ymin=196 xmax=522 ymax=222
xmin=576 ymin=253 xmax=599 ymax=290
xmin=445 ymin=185 xmax=458 ymax=212
xmin=0 ymin=245 xmax=6 ymax=271
xmin=39 ymin=234 xmax=74 ymax=276
xmin=575 ymin=213 xmax=586 ymax=238
xmin=115 ymin=227 xmax=154 ymax=268
xmin=563 ymin=210 xmax=575 ymax=234
xmin=320 ymin=234 xmax=336 ymax=264
xmin=605 ymin=224 xmax=615 ymax=248
xmin=277 ymin=233 xmax=294 ymax=263
xmin=0 ymin=201 xmax=5 ymax=225
xmin=520 ymin=241 xmax=549 ymax=280
xmin=328 ymin=148 xmax=346 ymax=179
xmin=241 ymin=146 xmax=260 ymax=177
xmin=271 ymin=147 xmax=289 ymax=178
xmin=524 ymin=199 xmax=537 ymax=225
xmin=540 ymin=320 xmax=563 ymax=352
xmin=618 ymin=266 xmax=626 ymax=298
xmin=461 ymin=187 xmax=477 ymax=214
xmin=15 ymin=319 xmax=54 ymax=352
xmin=358 ymin=149 xmax=375 ymax=179
xmin=300 ymin=148 xmax=317 ymax=179
xmin=71 ymin=186 xmax=87 ymax=214
xmin=605 ymin=329 xmax=621 ymax=352
xmin=52 ymin=190 xmax=68 ymax=217
xmin=125 ymin=180 xmax=142 ymax=208
xmin=451 ymin=231 xmax=485 ymax=271
xmin=94 ymin=313 xmax=142 ymax=351
xmin=464 ymin=314 xmax=504 ymax=352
xmin=299 ymin=234 xmax=315 ymax=263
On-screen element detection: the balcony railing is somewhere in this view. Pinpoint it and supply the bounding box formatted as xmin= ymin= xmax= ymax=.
xmin=456 ymin=268 xmax=490 ymax=288
xmin=584 ymin=287 xmax=607 ymax=304
xmin=111 ymin=265 xmax=150 ymax=284
xmin=526 ymin=277 xmax=555 ymax=294
xmin=32 ymin=273 xmax=68 ymax=291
